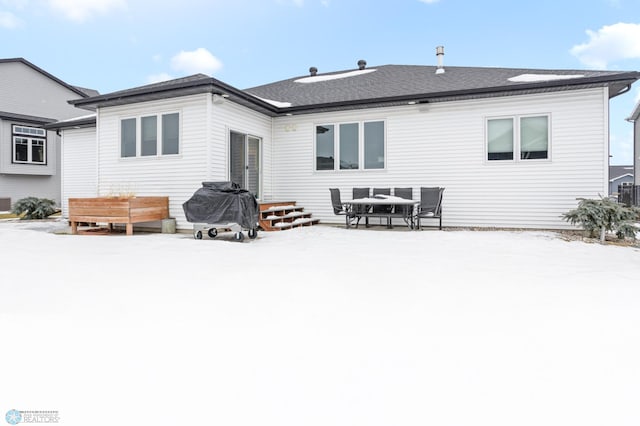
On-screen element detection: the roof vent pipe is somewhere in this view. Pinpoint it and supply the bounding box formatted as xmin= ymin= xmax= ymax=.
xmin=309 ymin=66 xmax=318 ymax=76
xmin=357 ymin=59 xmax=367 ymax=70
xmin=435 ymin=46 xmax=445 ymax=74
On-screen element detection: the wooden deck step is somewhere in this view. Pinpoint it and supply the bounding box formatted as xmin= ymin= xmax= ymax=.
xmin=273 ymin=218 xmax=320 ymax=230
xmin=258 ymin=201 xmax=320 ymax=231
xmin=261 ymin=205 xmax=300 ymax=213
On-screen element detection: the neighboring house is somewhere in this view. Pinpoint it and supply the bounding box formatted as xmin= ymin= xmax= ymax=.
xmin=608 ymin=165 xmax=634 ymax=196
xmin=627 ymin=101 xmax=640 ymax=186
xmin=0 ymin=58 xmax=97 ymax=209
xmin=47 ymin=51 xmax=640 ymax=230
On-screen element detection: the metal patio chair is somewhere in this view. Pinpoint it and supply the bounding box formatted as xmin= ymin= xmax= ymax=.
xmin=416 ymin=187 xmax=444 ymax=230
xmin=329 ymin=188 xmax=356 ymax=228
xmin=391 ymin=187 xmax=413 ymax=228
xmin=352 ymin=187 xmax=371 ymax=228
xmin=372 ymin=187 xmax=392 ymax=227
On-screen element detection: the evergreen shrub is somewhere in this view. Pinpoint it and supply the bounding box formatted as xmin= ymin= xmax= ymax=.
xmin=563 ymin=196 xmax=640 ymax=243
xmin=11 ymin=197 xmax=57 ymax=220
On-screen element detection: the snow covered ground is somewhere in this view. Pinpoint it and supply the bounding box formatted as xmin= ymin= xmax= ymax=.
xmin=1 ymin=219 xmax=639 ymax=426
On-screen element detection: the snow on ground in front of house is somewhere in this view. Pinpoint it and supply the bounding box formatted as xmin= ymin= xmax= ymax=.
xmin=1 ymin=219 xmax=639 ymax=426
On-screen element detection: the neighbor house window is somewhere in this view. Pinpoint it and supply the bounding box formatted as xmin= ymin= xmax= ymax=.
xmin=12 ymin=125 xmax=46 ymax=164
xmin=120 ymin=112 xmax=180 ymax=158
xmin=315 ymin=120 xmax=385 ymax=171
xmin=487 ymin=115 xmax=549 ymax=162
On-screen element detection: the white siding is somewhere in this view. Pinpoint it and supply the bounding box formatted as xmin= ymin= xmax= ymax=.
xmin=61 ymin=127 xmax=97 ymax=217
xmin=97 ymin=94 xmax=210 ymax=230
xmin=95 ymin=94 xmax=272 ymax=230
xmin=212 ymin=100 xmax=273 ymax=200
xmin=271 ymin=88 xmax=610 ymax=229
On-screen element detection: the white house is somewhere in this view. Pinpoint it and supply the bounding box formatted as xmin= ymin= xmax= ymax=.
xmin=0 ymin=58 xmax=96 ymax=210
xmin=47 ymin=52 xmax=640 ymax=231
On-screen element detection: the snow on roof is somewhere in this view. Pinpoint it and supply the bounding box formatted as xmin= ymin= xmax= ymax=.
xmin=254 ymin=96 xmax=292 ymax=108
xmin=294 ymin=68 xmax=377 ymax=84
xmin=57 ymin=113 xmax=97 ymax=122
xmin=508 ymin=73 xmax=586 ymax=83
xmin=609 ymin=173 xmax=634 ymax=182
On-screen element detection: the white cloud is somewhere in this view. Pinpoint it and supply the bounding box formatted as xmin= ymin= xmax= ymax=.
xmin=146 ymin=73 xmax=173 ymax=84
xmin=47 ymin=0 xmax=126 ymax=23
xmin=170 ymin=48 xmax=222 ymax=75
xmin=0 ymin=10 xmax=22 ymax=28
xmin=418 ymin=0 xmax=440 ymax=4
xmin=570 ymin=22 xmax=640 ymax=69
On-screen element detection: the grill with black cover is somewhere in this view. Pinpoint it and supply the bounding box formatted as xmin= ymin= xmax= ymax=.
xmin=182 ymin=181 xmax=259 ymax=241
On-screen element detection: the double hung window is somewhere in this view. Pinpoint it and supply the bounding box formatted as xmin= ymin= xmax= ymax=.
xmin=487 ymin=115 xmax=549 ymax=161
xmin=12 ymin=125 xmax=46 ymax=165
xmin=315 ymin=120 xmax=385 ymax=171
xmin=121 ymin=113 xmax=180 ymax=158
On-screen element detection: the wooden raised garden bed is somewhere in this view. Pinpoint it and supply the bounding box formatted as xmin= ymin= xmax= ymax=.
xmin=69 ymin=196 xmax=169 ymax=235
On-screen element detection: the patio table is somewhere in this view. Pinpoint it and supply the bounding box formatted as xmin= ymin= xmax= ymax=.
xmin=343 ymin=195 xmax=419 ymax=229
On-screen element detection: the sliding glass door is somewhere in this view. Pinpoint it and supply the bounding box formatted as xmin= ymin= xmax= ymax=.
xmin=230 ymin=131 xmax=261 ymax=197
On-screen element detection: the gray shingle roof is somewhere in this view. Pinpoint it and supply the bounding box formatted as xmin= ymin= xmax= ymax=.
xmin=245 ymin=65 xmax=639 ymax=112
xmin=609 ymin=165 xmax=634 ymax=181
xmin=68 ymin=64 xmax=640 ymax=116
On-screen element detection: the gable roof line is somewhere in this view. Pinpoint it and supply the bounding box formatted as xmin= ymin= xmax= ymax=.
xmin=69 ymin=74 xmax=280 ymax=115
xmin=43 ymin=113 xmax=97 ymax=130
xmin=627 ymin=100 xmax=640 ymax=122
xmin=0 ymin=58 xmax=92 ymax=99
xmin=0 ymin=110 xmax=56 ymax=124
xmin=610 ymin=173 xmax=634 ymax=182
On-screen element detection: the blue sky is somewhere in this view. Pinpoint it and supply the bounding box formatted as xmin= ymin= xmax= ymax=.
xmin=2 ymin=0 xmax=640 ymax=164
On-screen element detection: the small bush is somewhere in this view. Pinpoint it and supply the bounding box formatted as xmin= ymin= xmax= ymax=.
xmin=11 ymin=197 xmax=57 ymax=220
xmin=563 ymin=196 xmax=640 ymax=243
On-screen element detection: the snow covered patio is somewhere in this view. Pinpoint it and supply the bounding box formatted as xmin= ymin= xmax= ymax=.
xmin=1 ymin=220 xmax=639 ymax=426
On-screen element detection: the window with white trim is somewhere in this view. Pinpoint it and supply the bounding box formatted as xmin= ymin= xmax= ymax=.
xmin=487 ymin=114 xmax=549 ymax=161
xmin=315 ymin=120 xmax=385 ymax=171
xmin=120 ymin=112 xmax=180 ymax=158
xmin=12 ymin=125 xmax=47 ymax=165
